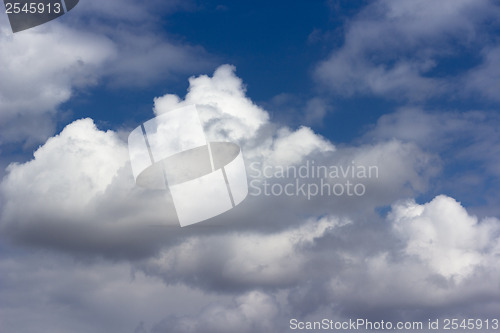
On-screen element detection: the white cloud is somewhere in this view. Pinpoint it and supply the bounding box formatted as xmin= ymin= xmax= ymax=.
xmin=2 ymin=0 xmax=500 ymax=330
xmin=2 ymin=118 xmax=127 ymax=212
xmin=0 ymin=117 xmax=179 ymax=258
xmin=297 ymin=196 xmax=500 ymax=318
xmin=137 ymin=194 xmax=500 ymax=327
xmin=0 ymin=0 xmax=214 ymax=147
xmin=0 ymin=65 xmax=439 ymax=256
xmin=1 ymin=64 xmax=490 ymax=332
xmin=154 ymin=65 xmax=335 ymax=165
xmin=315 ymin=0 xmax=500 ymax=100
xmin=154 ymin=65 xmax=270 ymax=144
xmin=0 ymin=21 xmax=115 ymax=146
xmin=64 ymin=0 xmax=214 ymax=88
xmin=390 ymin=195 xmax=500 ymax=279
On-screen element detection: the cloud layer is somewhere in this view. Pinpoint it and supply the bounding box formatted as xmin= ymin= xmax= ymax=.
xmin=2 ymin=63 xmax=499 ymax=332
xmin=2 ymin=2 xmax=500 ymax=330
xmin=0 ymin=0 xmax=213 ymax=148
xmin=315 ymin=0 xmax=500 ymax=101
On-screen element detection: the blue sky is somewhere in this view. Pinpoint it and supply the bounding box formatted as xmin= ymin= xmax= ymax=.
xmin=2 ymin=1 xmax=500 ymax=332
xmin=64 ymin=1 xmax=336 ymax=127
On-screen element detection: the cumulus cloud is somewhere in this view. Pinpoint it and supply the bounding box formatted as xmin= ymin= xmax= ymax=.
xmin=2 ymin=119 xmax=127 ymax=212
xmin=391 ymin=195 xmax=500 ymax=279
xmin=315 ymin=0 xmax=500 ymax=100
xmin=2 ymin=0 xmax=500 ymax=331
xmin=0 ymin=66 xmax=288 ymax=254
xmin=2 ymin=193 xmax=498 ymax=333
xmin=330 ymin=195 xmax=500 ymax=317
xmin=0 ymin=118 xmax=175 ymax=258
xmin=153 ymin=65 xmax=271 ymax=145
xmin=1 ymin=64 xmax=499 ymax=332
xmin=139 ymin=194 xmax=500 ymax=300
xmin=0 ymin=65 xmax=440 ymax=259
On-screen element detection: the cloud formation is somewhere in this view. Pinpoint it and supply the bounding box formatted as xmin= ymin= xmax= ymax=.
xmin=0 ymin=20 xmax=114 ymax=146
xmin=2 ymin=64 xmax=498 ymax=332
xmin=2 ymin=0 xmax=500 ymax=331
xmin=0 ymin=0 xmax=214 ymax=148
xmin=391 ymin=195 xmax=500 ymax=280
xmin=366 ymin=107 xmax=500 ymax=216
xmin=0 ymin=65 xmax=438 ymax=258
xmin=315 ymin=0 xmax=500 ymax=101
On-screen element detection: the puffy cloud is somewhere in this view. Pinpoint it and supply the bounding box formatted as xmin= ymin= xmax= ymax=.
xmin=231 ymin=195 xmax=499 ymax=321
xmin=2 ymin=64 xmax=487 ymax=332
xmin=143 ymin=194 xmax=500 ymax=319
xmin=0 ymin=0 xmax=214 ymax=147
xmin=315 ymin=0 xmax=500 ymax=100
xmin=329 ymin=195 xmax=500 ymax=318
xmin=0 ymin=65 xmax=437 ymax=258
xmin=0 ymin=117 xmax=180 ymax=258
xmin=2 ymin=0 xmax=500 ymax=331
xmin=390 ymin=195 xmax=500 ymax=279
xmin=154 ymin=65 xmax=270 ymax=145
xmin=153 ymin=65 xmax=336 ymax=166
xmin=2 ymin=119 xmax=127 ymax=212
xmin=0 ymin=21 xmax=115 ymax=146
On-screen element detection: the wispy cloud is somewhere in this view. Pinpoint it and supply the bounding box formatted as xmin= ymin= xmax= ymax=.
xmin=315 ymin=0 xmax=500 ymax=101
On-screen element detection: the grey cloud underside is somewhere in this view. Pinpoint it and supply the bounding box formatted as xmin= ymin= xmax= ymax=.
xmin=366 ymin=107 xmax=500 ymax=216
